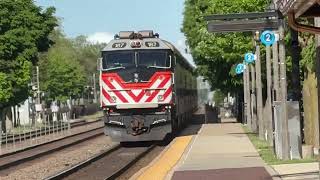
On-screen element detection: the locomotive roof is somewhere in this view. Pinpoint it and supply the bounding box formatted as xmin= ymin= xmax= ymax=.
xmin=102 ymin=38 xmax=171 ymax=51
xmin=101 ymin=32 xmax=195 ymax=70
xmin=163 ymin=40 xmax=195 ymax=70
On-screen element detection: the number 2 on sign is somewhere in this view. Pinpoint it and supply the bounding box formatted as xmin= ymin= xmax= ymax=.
xmin=265 ymin=33 xmax=271 ymax=42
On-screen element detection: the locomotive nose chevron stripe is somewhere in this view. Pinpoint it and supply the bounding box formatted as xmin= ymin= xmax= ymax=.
xmin=101 ymin=72 xmax=173 ymax=106
xmin=132 ymin=89 xmax=143 ymax=96
xmin=145 ymin=77 xmax=171 ymax=102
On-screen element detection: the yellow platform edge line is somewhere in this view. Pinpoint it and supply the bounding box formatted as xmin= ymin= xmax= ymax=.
xmin=137 ymin=135 xmax=193 ymax=180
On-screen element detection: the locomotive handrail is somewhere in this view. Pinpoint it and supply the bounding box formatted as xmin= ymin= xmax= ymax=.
xmin=122 ymin=80 xmax=151 ymax=84
xmin=107 ymin=88 xmax=167 ymax=92
xmin=101 ymin=66 xmax=126 ymax=71
xmin=147 ymin=66 xmax=171 ymax=69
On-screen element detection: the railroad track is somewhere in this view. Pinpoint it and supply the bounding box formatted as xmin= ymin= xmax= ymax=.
xmin=45 ymin=143 xmax=157 ymax=180
xmin=1 ymin=118 xmax=102 ymax=145
xmin=0 ymin=126 xmax=104 ymax=173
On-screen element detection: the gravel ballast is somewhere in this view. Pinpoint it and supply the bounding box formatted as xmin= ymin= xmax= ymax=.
xmin=0 ymin=136 xmax=115 ymax=180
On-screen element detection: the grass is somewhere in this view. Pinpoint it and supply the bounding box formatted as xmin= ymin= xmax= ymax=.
xmin=242 ymin=125 xmax=316 ymax=165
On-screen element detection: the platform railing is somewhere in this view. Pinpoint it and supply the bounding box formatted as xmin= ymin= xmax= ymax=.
xmin=0 ymin=112 xmax=71 ymax=155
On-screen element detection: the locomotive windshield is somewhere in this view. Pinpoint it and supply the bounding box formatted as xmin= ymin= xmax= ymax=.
xmin=102 ymin=51 xmax=135 ymax=70
xmin=138 ymin=51 xmax=170 ymax=68
xmin=102 ymin=50 xmax=170 ymax=70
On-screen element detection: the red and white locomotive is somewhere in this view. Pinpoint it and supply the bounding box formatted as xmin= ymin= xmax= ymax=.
xmin=99 ymin=31 xmax=197 ymax=142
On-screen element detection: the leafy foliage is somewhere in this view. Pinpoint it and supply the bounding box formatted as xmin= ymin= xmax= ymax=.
xmin=301 ymin=43 xmax=316 ymax=72
xmin=39 ymin=30 xmax=86 ymax=102
xmin=213 ymin=90 xmax=225 ymax=106
xmin=300 ymin=35 xmax=316 ymax=72
xmin=182 ymin=0 xmax=270 ymax=93
xmin=0 ymin=0 xmax=56 ymax=107
xmin=39 ymin=29 xmax=105 ymax=103
xmin=72 ymin=35 xmax=106 ymax=76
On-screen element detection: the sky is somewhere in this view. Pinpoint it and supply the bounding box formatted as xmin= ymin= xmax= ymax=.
xmin=35 ymin=0 xmax=194 ymax=65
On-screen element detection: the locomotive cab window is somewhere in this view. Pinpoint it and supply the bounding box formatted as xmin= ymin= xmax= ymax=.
xmin=138 ymin=51 xmax=171 ymax=69
xmin=102 ymin=51 xmax=135 ymax=70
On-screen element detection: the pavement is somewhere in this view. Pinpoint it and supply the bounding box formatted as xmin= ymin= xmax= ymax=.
xmin=271 ymin=162 xmax=319 ymax=180
xmin=132 ymin=106 xmax=320 ymax=180
xmin=169 ymin=119 xmax=276 ymax=180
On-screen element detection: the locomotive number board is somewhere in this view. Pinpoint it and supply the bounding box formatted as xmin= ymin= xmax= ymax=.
xmin=145 ymin=41 xmax=160 ymax=47
xmin=112 ymin=41 xmax=160 ymax=48
xmin=112 ymin=42 xmax=127 ymax=48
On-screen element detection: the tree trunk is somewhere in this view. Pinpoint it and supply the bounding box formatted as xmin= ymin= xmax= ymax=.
xmin=0 ymin=107 xmax=12 ymax=133
xmin=5 ymin=107 xmax=13 ymax=133
xmin=237 ymin=91 xmax=244 ymax=123
xmin=0 ymin=108 xmax=4 ymax=135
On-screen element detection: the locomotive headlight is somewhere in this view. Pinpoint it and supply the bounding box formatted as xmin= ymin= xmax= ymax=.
xmin=134 ymin=73 xmax=139 ymax=83
xmin=130 ymin=41 xmax=142 ymax=48
xmin=158 ymin=95 xmax=164 ymax=101
xmin=111 ymin=96 xmax=117 ymax=103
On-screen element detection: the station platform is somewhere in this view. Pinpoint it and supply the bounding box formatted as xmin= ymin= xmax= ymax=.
xmin=133 ymin=117 xmax=279 ymax=180
xmin=169 ymin=121 xmax=276 ymax=180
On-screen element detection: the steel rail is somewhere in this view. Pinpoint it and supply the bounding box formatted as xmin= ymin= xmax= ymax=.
xmin=45 ymin=144 xmax=157 ymax=180
xmin=105 ymin=144 xmax=156 ymax=180
xmin=44 ymin=144 xmax=122 ymax=180
xmin=0 ymin=127 xmax=104 ymax=171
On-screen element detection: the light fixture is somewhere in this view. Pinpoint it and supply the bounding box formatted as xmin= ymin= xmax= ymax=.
xmin=131 ymin=41 xmax=142 ymax=48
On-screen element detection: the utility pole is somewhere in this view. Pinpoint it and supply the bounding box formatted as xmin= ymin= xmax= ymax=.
xmin=36 ymin=66 xmax=40 ymax=104
xmin=250 ymin=64 xmax=257 ymax=133
xmin=93 ymin=73 xmax=97 ymax=103
xmin=314 ymin=17 xmax=320 ymax=178
xmin=245 ymin=63 xmax=252 ymax=129
xmin=35 ymin=66 xmax=41 ymax=122
xmin=279 ymin=19 xmax=290 ymax=160
xmin=273 ymin=41 xmax=280 ymax=101
xmin=266 ymin=45 xmax=273 ymax=143
xmin=255 ymin=32 xmax=264 ymax=139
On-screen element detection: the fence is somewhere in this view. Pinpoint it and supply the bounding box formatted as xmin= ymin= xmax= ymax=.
xmin=0 ymin=101 xmax=100 ymax=155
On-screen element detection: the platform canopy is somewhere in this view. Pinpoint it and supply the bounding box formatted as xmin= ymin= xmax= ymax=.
xmin=275 ymin=0 xmax=320 ymax=18
xmin=275 ymin=0 xmax=320 ymax=34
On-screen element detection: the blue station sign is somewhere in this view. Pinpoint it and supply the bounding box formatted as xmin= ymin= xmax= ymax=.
xmin=260 ymin=30 xmax=276 ymax=46
xmin=235 ymin=63 xmax=245 ymax=75
xmin=244 ymin=53 xmax=256 ymax=64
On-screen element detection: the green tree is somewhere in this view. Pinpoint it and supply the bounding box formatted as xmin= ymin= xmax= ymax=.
xmin=182 ymin=0 xmax=269 ymax=93
xmin=72 ymin=35 xmax=106 ymax=76
xmin=213 ymin=90 xmax=225 ymax=106
xmin=39 ymin=30 xmax=86 ymax=102
xmin=0 ymin=0 xmax=56 ymax=108
xmin=0 ymin=0 xmax=56 ymax=132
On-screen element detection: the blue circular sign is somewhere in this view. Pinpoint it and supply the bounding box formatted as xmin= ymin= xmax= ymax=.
xmin=235 ymin=63 xmax=245 ymax=75
xmin=244 ymin=53 xmax=256 ymax=64
xmin=260 ymin=30 xmax=275 ymax=46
